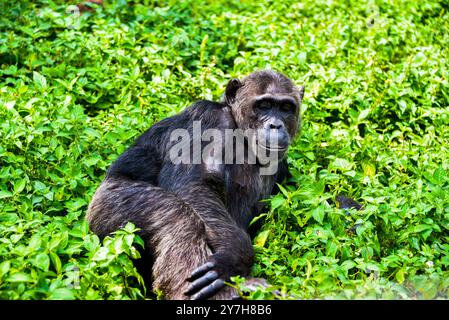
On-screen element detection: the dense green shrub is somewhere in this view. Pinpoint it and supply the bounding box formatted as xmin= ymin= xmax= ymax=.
xmin=1 ymin=0 xmax=448 ymax=299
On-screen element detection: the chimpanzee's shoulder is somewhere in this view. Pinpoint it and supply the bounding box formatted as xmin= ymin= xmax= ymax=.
xmin=184 ymin=100 xmax=236 ymax=129
xmin=185 ymin=100 xmax=226 ymax=116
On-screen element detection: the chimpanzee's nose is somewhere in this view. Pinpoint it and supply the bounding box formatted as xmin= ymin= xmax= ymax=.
xmin=266 ymin=119 xmax=284 ymax=130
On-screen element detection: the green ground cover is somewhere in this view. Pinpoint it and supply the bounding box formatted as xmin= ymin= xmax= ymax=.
xmin=1 ymin=0 xmax=448 ymax=299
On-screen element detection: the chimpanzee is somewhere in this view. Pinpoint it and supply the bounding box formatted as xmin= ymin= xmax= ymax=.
xmin=87 ymin=70 xmax=305 ymax=299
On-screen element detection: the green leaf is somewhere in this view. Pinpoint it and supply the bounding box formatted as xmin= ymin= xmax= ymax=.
xmin=34 ymin=181 xmax=47 ymax=193
xmin=132 ymin=65 xmax=140 ymax=78
xmin=341 ymin=260 xmax=356 ymax=271
xmin=13 ymin=179 xmax=27 ymax=195
xmin=33 ymin=253 xmax=50 ymax=271
xmin=92 ymin=247 xmax=109 ymax=261
xmin=0 ymin=261 xmax=11 ymax=277
xmin=49 ymin=252 xmax=62 ymax=274
xmin=411 ymin=224 xmax=433 ymax=234
xmin=270 ymin=195 xmax=285 ymax=210
xmin=254 ymin=230 xmax=270 ymax=247
xmin=325 ymin=241 xmax=338 ymax=258
xmin=6 ymin=272 xmax=34 ymax=282
xmin=311 ymin=206 xmax=325 ymax=224
xmin=48 ymin=288 xmax=76 ymax=300
xmin=362 ymin=162 xmax=376 ymax=177
xmin=276 ymin=183 xmax=289 ymax=198
xmin=412 ymin=52 xmax=426 ymax=66
xmin=28 ymin=234 xmax=43 ymax=251
xmin=133 ymin=235 xmax=145 ymax=248
xmin=0 ymin=190 xmax=13 ymax=199
xmin=330 ymin=158 xmax=353 ymax=171
xmin=33 ymin=71 xmax=47 ymax=89
xmin=357 ymin=108 xmax=370 ymax=121
xmin=395 ymin=268 xmax=405 ymax=283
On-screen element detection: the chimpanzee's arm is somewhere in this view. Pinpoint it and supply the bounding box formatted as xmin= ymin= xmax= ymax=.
xmin=156 ymin=102 xmax=254 ymax=299
xmin=172 ymin=180 xmax=254 ymax=300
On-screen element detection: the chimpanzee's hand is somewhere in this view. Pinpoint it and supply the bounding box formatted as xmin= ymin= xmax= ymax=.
xmin=184 ymin=264 xmax=277 ymax=300
xmin=184 ymin=229 xmax=254 ymax=300
xmin=184 ymin=261 xmax=227 ymax=300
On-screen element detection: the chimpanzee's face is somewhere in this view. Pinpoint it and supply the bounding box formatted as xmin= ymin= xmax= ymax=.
xmin=225 ymin=71 xmax=304 ymax=156
xmin=249 ymin=92 xmax=299 ymax=153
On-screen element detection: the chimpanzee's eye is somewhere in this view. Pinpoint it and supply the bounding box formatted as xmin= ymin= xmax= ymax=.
xmin=280 ymin=102 xmax=295 ymax=112
xmin=257 ymin=101 xmax=272 ymax=110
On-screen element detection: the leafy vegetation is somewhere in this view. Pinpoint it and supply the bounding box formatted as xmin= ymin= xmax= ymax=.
xmin=1 ymin=0 xmax=448 ymax=299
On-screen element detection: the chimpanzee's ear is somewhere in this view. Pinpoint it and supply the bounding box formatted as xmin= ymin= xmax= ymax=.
xmin=298 ymin=85 xmax=305 ymax=102
xmin=224 ymin=78 xmax=243 ymax=105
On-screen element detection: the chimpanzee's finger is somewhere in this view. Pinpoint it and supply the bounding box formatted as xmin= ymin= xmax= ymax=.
xmin=186 ymin=262 xmax=215 ymax=281
xmin=184 ymin=270 xmax=218 ymax=296
xmin=190 ymin=279 xmax=225 ymax=300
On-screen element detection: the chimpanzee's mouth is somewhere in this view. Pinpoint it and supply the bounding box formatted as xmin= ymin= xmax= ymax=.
xmin=258 ymin=143 xmax=288 ymax=152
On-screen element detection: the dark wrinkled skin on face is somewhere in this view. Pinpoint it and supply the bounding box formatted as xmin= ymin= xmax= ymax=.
xmin=86 ymin=70 xmax=304 ymax=299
